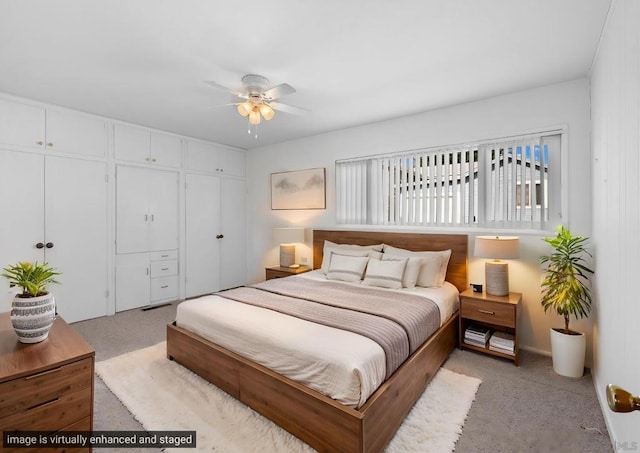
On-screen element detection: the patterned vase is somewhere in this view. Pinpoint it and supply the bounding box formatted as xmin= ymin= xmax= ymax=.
xmin=10 ymin=293 xmax=56 ymax=343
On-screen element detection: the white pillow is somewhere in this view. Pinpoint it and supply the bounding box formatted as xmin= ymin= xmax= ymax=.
xmin=326 ymin=253 xmax=369 ymax=282
xmin=382 ymin=254 xmax=421 ymax=288
xmin=320 ymin=240 xmax=384 ymax=274
xmin=363 ymin=258 xmax=407 ymax=289
xmin=382 ymin=244 xmax=452 ymax=287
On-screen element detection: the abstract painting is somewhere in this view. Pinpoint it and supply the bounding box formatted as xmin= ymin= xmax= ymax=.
xmin=271 ymin=167 xmax=326 ymax=210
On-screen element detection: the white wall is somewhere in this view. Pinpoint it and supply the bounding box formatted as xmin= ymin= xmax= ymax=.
xmin=247 ymin=78 xmax=592 ymax=360
xmin=591 ymin=0 xmax=640 ymax=446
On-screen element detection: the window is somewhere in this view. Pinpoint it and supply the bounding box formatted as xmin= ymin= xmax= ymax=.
xmin=336 ymin=131 xmax=561 ymax=229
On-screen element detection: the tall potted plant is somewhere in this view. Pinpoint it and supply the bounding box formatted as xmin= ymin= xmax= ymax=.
xmin=2 ymin=261 xmax=61 ymax=343
xmin=540 ymin=226 xmax=594 ymax=378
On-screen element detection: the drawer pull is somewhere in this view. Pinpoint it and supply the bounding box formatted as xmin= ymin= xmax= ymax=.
xmin=161 ymin=285 xmax=169 ymax=289
xmin=27 ymin=397 xmax=60 ymax=411
xmin=161 ymin=267 xmax=169 ymax=271
xmin=161 ymin=254 xmax=169 ymax=258
xmin=478 ymin=309 xmax=495 ymax=315
xmin=25 ymin=366 xmax=61 ymax=380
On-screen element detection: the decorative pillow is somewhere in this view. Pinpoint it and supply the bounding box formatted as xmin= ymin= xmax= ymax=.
xmin=320 ymin=240 xmax=384 ymax=274
xmin=326 ymin=253 xmax=369 ymax=282
xmin=382 ymin=244 xmax=452 ymax=287
xmin=382 ymin=255 xmax=421 ymax=288
xmin=363 ymin=258 xmax=408 ymax=289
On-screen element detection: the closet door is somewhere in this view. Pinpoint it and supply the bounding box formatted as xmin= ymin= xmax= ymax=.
xmin=148 ymin=169 xmax=179 ymax=251
xmin=45 ymin=156 xmax=108 ymax=322
xmin=116 ymin=165 xmax=149 ymax=254
xmin=220 ymin=178 xmax=247 ymax=290
xmin=185 ymin=173 xmax=221 ymax=298
xmin=0 ymin=150 xmax=45 ymax=313
xmin=0 ymin=99 xmax=45 ymax=150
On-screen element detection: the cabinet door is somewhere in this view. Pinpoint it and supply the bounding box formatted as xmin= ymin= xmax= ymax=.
xmin=0 ymin=98 xmax=45 ymax=150
xmin=45 ymin=156 xmax=108 ymax=322
xmin=115 ymin=258 xmax=150 ymax=311
xmin=116 ymin=166 xmax=150 ymax=253
xmin=114 ymin=124 xmax=150 ymax=163
xmin=220 ymin=178 xmax=247 ymax=290
xmin=0 ymin=150 xmax=45 ymax=313
xmin=219 ymin=148 xmax=246 ymax=177
xmin=185 ymin=173 xmax=221 ymax=297
xmin=147 ymin=169 xmax=179 ymax=251
xmin=150 ymin=132 xmax=182 ymax=168
xmin=45 ymin=110 xmax=106 ymax=157
xmin=185 ymin=140 xmax=220 ymax=173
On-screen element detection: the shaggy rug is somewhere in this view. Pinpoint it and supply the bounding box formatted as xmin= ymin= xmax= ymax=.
xmin=96 ymin=342 xmax=481 ymax=453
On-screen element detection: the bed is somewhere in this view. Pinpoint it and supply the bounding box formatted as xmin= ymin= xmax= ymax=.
xmin=167 ymin=230 xmax=468 ymax=453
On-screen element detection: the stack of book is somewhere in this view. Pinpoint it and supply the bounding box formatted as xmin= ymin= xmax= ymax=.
xmin=489 ymin=331 xmax=515 ymax=356
xmin=464 ymin=325 xmax=491 ymax=347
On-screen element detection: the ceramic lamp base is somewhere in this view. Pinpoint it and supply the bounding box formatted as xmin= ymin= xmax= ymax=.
xmin=279 ymin=244 xmax=295 ymax=267
xmin=485 ymin=261 xmax=509 ymax=296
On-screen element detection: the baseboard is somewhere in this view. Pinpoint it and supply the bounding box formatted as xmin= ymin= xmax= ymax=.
xmin=592 ymin=371 xmax=617 ymax=451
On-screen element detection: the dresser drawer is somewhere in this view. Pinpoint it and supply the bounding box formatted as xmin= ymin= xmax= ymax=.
xmin=150 ymin=259 xmax=178 ymax=277
xmin=0 ymin=357 xmax=92 ymax=420
xmin=461 ymin=298 xmax=516 ymax=327
xmin=151 ymin=276 xmax=178 ymax=301
xmin=3 ymin=416 xmax=92 ymax=453
xmin=150 ymin=250 xmax=177 ymax=261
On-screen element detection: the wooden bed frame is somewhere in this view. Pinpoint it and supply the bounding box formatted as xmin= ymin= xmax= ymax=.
xmin=167 ymin=230 xmax=468 ymax=453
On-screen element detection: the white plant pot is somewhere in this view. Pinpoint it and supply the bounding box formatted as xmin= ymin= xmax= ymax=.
xmin=550 ymin=328 xmax=586 ymax=378
xmin=10 ymin=293 xmax=56 ymax=343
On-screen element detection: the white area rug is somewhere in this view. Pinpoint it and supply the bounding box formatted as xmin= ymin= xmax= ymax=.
xmin=96 ymin=342 xmax=481 ymax=453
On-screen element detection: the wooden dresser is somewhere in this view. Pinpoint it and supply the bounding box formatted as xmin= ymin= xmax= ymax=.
xmin=0 ymin=313 xmax=94 ymax=452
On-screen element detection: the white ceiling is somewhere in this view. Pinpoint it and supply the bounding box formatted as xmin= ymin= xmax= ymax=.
xmin=0 ymin=0 xmax=611 ymax=150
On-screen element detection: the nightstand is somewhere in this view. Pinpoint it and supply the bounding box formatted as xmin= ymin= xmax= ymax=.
xmin=265 ymin=265 xmax=312 ymax=280
xmin=459 ymin=288 xmax=522 ymax=365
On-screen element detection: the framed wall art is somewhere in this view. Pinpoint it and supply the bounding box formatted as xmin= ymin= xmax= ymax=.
xmin=271 ymin=167 xmax=326 ymax=210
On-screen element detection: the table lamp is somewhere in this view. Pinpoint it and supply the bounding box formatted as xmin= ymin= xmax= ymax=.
xmin=474 ymin=236 xmax=519 ymax=296
xmin=272 ymin=227 xmax=305 ymax=268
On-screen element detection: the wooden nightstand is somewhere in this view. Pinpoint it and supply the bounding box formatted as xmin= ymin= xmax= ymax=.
xmin=0 ymin=313 xmax=95 ymax=451
xmin=459 ymin=288 xmax=522 ymax=365
xmin=265 ymin=265 xmax=312 ymax=280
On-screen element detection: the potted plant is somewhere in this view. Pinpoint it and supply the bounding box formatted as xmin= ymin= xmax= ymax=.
xmin=2 ymin=261 xmax=61 ymax=343
xmin=540 ymin=226 xmax=594 ymax=378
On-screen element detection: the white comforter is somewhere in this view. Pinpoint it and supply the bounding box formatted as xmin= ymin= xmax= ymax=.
xmin=175 ymin=271 xmax=459 ymax=408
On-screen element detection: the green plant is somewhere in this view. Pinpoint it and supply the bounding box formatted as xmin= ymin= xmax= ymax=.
xmin=1 ymin=261 xmax=61 ymax=297
xmin=540 ymin=226 xmax=594 ymax=334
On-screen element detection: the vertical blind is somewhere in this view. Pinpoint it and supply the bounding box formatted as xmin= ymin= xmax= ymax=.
xmin=336 ymin=132 xmax=561 ymax=229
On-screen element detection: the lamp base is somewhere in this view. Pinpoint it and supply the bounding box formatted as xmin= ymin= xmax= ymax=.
xmin=485 ymin=261 xmax=509 ymax=296
xmin=280 ymin=244 xmax=295 ymax=268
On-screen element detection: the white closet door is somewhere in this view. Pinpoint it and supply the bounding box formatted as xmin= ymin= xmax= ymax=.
xmin=0 ymin=150 xmax=45 ymax=313
xmin=114 ymin=124 xmax=150 ymax=163
xmin=220 ymin=177 xmax=247 ymax=290
xmin=148 ymin=169 xmax=179 ymax=251
xmin=0 ymin=99 xmax=45 ymax=150
xmin=116 ymin=165 xmax=149 ymax=253
xmin=185 ymin=173 xmax=221 ymax=298
xmin=150 ymin=132 xmax=182 ymax=168
xmin=45 ymin=109 xmax=106 ymax=157
xmin=45 ymin=156 xmax=108 ymax=322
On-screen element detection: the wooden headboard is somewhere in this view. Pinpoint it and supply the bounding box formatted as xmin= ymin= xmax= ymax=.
xmin=312 ymin=230 xmax=468 ymax=292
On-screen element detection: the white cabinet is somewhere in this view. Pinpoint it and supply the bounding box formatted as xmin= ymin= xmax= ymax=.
xmin=185 ymin=139 xmax=245 ymax=177
xmin=115 ymin=165 xmax=179 ymax=254
xmin=185 ymin=173 xmax=246 ymax=298
xmin=0 ymin=149 xmax=109 ymax=322
xmin=114 ymin=124 xmax=182 ymax=167
xmin=0 ymin=98 xmax=106 ymax=157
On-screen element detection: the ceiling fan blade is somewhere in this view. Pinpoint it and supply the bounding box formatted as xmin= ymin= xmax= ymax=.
xmin=263 ymin=83 xmax=296 ymax=100
xmin=269 ymin=101 xmax=310 ymax=115
xmin=204 ymin=80 xmax=245 ymax=98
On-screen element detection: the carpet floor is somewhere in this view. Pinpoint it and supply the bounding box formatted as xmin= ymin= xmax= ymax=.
xmin=95 ymin=342 xmax=481 ymax=453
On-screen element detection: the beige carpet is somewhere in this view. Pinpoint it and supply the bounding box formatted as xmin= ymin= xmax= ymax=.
xmin=96 ymin=342 xmax=481 ymax=453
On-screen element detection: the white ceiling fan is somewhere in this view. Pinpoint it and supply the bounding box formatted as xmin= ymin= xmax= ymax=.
xmin=205 ymin=74 xmax=308 ymax=136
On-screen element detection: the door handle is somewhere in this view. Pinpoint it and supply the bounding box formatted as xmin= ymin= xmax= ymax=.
xmin=36 ymin=242 xmax=45 ymax=249
xmin=607 ymin=385 xmax=640 ymax=412
xmin=45 ymin=242 xmax=54 ymax=249
xmin=216 ymin=234 xmax=224 ymax=239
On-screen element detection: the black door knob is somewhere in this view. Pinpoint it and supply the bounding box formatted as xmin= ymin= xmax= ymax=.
xmin=45 ymin=242 xmax=54 ymax=249
xmin=216 ymin=234 xmax=224 ymax=239
xmin=35 ymin=242 xmax=44 ymax=249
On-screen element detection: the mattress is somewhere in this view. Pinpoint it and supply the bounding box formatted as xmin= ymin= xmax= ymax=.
xmin=175 ymin=270 xmax=459 ymax=408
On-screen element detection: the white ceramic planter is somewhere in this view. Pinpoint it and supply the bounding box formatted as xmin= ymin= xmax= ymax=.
xmin=10 ymin=293 xmax=56 ymax=343
xmin=550 ymin=328 xmax=586 ymax=378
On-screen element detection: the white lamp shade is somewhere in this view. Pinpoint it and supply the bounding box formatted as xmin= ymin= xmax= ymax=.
xmin=272 ymin=227 xmax=305 ymax=245
xmin=474 ymin=236 xmax=520 ymax=260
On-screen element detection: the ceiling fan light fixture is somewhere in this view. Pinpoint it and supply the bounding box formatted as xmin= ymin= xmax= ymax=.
xmin=236 ymin=101 xmax=252 ymax=117
xmin=249 ymin=107 xmax=261 ymax=125
xmin=259 ymin=103 xmax=275 ymax=121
